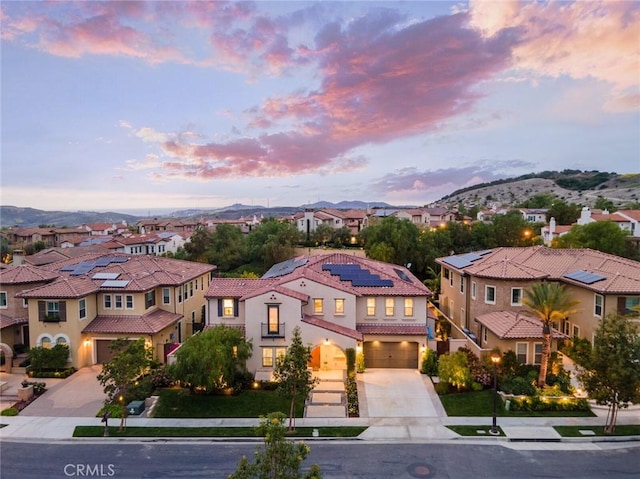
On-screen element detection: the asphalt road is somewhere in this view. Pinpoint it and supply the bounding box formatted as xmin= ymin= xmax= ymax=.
xmin=1 ymin=441 xmax=639 ymax=479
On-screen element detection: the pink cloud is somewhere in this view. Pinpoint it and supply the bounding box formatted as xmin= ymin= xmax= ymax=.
xmin=469 ymin=0 xmax=640 ymax=110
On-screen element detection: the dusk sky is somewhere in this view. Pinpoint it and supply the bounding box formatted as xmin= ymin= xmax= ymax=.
xmin=1 ymin=1 xmax=639 ymax=213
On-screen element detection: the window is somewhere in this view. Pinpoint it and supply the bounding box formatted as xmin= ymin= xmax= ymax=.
xmin=516 ymin=342 xmax=527 ymax=363
xmin=114 ymin=295 xmax=123 ymax=309
xmin=534 ymin=343 xmax=543 ymax=365
xmin=0 ymin=291 xmax=6 ymax=308
xmin=55 ymin=336 xmax=68 ymax=347
xmin=622 ymin=296 xmax=640 ymax=316
xmin=594 ymin=294 xmax=603 ymax=317
xmin=163 ymin=288 xmax=171 ymax=305
xmin=483 ymin=325 xmax=488 ymax=343
xmin=511 ymin=288 xmax=523 ymax=306
xmin=23 ymin=298 xmax=28 ymax=308
xmin=313 ymin=298 xmax=323 ymax=314
xmin=40 ymin=337 xmax=52 ymax=349
xmin=443 ymin=268 xmax=450 ymax=280
xmin=104 ymin=294 xmax=112 ymax=309
xmin=222 ymin=298 xmax=234 ymax=317
xmin=449 ymin=273 xmax=453 ymax=287
xmin=335 ymin=298 xmax=344 ymax=315
xmin=572 ymin=324 xmax=581 ymax=338
xmin=459 ymin=276 xmax=464 ymax=294
xmin=366 ymin=297 xmax=376 ymax=316
xmin=47 ymin=301 xmax=60 ymax=317
xmin=268 ymin=305 xmax=280 ymax=334
xmin=145 ymin=290 xmax=156 ymax=309
xmin=385 ymin=298 xmax=394 ymax=316
xmin=178 ymin=286 xmax=183 ymax=303
xmin=485 ymin=285 xmax=496 ymax=304
xmin=404 ymin=298 xmax=414 ymax=317
xmin=126 ymin=295 xmax=134 ymax=309
xmin=471 ymin=281 xmax=476 ymax=300
xmin=262 ymin=348 xmax=274 ymax=367
xmin=79 ymin=298 xmax=86 ymax=320
xmin=190 ymin=281 xmax=193 ymax=297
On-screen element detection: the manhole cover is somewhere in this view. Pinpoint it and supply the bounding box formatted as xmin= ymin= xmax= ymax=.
xmin=407 ymin=462 xmax=434 ymax=478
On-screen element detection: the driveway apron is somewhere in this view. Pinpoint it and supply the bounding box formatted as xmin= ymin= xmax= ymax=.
xmin=360 ymin=369 xmax=442 ymax=418
xmin=20 ymin=365 xmax=105 ymax=417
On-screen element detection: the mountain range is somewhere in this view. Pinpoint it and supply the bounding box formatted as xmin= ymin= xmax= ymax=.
xmin=2 ymin=171 xmax=638 ymax=228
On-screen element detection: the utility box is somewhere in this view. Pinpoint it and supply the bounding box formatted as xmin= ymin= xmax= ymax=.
xmin=127 ymin=400 xmax=145 ymax=416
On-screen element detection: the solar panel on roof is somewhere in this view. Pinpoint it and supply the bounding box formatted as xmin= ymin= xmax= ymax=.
xmin=442 ymin=256 xmax=473 ymax=269
xmin=563 ymin=270 xmax=606 ymax=285
xmin=60 ymin=265 xmax=76 ymax=272
xmin=263 ymin=257 xmax=308 ymax=278
xmin=101 ymin=280 xmax=130 ymax=288
xmin=394 ymin=268 xmax=412 ymax=283
xmin=92 ymin=272 xmax=120 ymax=280
xmin=108 ymin=256 xmax=129 ymax=263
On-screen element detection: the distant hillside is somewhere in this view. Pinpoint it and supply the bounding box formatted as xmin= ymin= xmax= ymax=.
xmin=0 ymin=206 xmax=139 ymax=229
xmin=439 ymin=171 xmax=640 ymax=208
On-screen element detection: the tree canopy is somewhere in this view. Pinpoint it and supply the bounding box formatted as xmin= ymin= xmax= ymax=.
xmin=167 ymin=325 xmax=252 ymax=393
xmin=273 ymin=327 xmax=318 ymax=431
xmin=554 ymin=221 xmax=631 ymax=257
xmin=97 ymin=338 xmax=153 ymax=431
xmin=576 ymin=314 xmax=640 ymax=433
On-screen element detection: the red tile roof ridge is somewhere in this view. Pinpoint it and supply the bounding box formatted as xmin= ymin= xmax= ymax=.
xmin=0 ymin=264 xmax=60 ymax=284
xmin=301 ymin=314 xmax=363 ymax=340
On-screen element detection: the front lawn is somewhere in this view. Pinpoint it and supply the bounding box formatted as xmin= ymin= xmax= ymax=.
xmin=73 ymin=425 xmax=367 ymax=438
xmin=554 ymin=425 xmax=640 ymax=437
xmin=439 ymin=390 xmax=595 ymax=417
xmin=152 ymin=388 xmax=305 ymax=418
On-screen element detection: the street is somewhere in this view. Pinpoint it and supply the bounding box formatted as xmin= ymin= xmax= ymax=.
xmin=1 ymin=440 xmax=639 ymax=479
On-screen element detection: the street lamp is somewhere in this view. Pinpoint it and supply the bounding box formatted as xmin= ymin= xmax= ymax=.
xmin=490 ymin=352 xmax=501 ymax=435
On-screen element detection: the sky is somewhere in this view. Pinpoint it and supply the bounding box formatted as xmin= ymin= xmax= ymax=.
xmin=1 ymin=1 xmax=639 ymax=213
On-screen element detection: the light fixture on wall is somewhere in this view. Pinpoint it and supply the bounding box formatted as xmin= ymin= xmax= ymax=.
xmin=324 ymin=338 xmax=330 ymax=345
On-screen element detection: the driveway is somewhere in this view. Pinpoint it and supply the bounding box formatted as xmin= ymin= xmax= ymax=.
xmin=358 ymin=369 xmax=446 ymax=418
xmin=20 ymin=365 xmax=105 ymax=417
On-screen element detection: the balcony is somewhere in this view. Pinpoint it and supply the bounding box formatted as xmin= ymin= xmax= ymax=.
xmin=261 ymin=323 xmax=285 ymax=339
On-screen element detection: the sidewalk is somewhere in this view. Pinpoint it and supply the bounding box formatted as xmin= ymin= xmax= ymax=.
xmin=1 ymin=367 xmax=639 ymax=445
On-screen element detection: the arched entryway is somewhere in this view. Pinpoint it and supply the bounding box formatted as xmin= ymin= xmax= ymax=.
xmin=0 ymin=343 xmax=13 ymax=373
xmin=309 ymin=342 xmax=347 ymax=371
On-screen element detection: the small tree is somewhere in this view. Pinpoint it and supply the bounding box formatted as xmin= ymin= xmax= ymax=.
xmin=576 ymin=314 xmax=640 ymax=433
xmin=273 ymin=327 xmax=319 ymax=431
xmin=437 ymin=351 xmax=472 ymax=391
xmin=97 ymin=338 xmax=153 ymax=431
xmin=523 ymin=282 xmax=579 ymax=387
xmin=167 ymin=325 xmax=252 ymax=393
xmin=229 ymin=412 xmax=322 ymax=479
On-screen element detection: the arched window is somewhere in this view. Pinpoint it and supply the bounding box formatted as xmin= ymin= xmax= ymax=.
xmin=40 ymin=336 xmax=52 ymax=349
xmin=56 ymin=336 xmax=68 ymax=347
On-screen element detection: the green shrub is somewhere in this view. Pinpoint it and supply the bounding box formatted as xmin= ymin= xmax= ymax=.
xmin=345 ymin=348 xmax=356 ymax=377
xmin=435 ymin=381 xmax=451 ymax=395
xmin=97 ymin=403 xmax=123 ymax=418
xmin=13 ymin=343 xmax=27 ymax=355
xmin=509 ymin=396 xmax=590 ymax=412
xmin=21 ymin=380 xmax=46 ymax=395
xmin=28 ymin=344 xmax=69 ymax=370
xmin=1 ymin=407 xmax=18 ymax=416
xmin=345 ymin=375 xmax=359 ymax=416
xmin=437 ymin=351 xmax=472 ymax=391
xmin=421 ymin=349 xmax=438 ymax=376
xmin=28 ymin=367 xmax=76 ymax=379
xmin=502 ymin=376 xmax=536 ymax=396
xmin=356 ymin=352 xmax=365 ymax=373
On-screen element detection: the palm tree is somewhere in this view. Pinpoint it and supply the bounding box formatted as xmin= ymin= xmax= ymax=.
xmin=523 ymin=282 xmax=579 ymax=387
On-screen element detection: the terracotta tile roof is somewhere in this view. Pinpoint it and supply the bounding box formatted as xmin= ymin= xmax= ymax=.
xmin=82 ymin=308 xmax=182 ymax=334
xmin=302 ymin=314 xmax=363 ymax=340
xmin=356 ymin=323 xmax=427 ymax=336
xmin=475 ymin=311 xmax=568 ymax=340
xmin=438 ymin=246 xmax=640 ymax=294
xmin=206 ymin=278 xmax=278 ymax=298
xmin=284 ymin=253 xmax=432 ymax=297
xmin=17 ymin=253 xmax=215 ymax=298
xmin=0 ymin=313 xmax=28 ymax=328
xmin=0 ymin=264 xmax=59 ymax=284
xmin=17 ymin=275 xmax=100 ymax=299
xmin=617 ymin=210 xmax=640 ymax=221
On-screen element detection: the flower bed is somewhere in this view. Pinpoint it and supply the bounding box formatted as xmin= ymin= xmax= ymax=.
xmin=499 ymin=392 xmax=590 ymax=412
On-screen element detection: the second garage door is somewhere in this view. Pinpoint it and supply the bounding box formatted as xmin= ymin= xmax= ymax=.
xmin=363 ymin=341 xmax=418 ymax=368
xmin=95 ymin=339 xmax=137 ymax=363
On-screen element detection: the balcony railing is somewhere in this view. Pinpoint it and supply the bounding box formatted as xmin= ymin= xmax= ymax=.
xmin=261 ymin=323 xmax=285 ymax=338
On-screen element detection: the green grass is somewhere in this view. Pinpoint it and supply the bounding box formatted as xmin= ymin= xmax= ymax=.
xmin=446 ymin=425 xmax=505 ymax=437
xmin=152 ymin=388 xmax=305 ymax=418
xmin=73 ymin=425 xmax=367 ymax=438
xmin=439 ymin=390 xmax=595 ymax=417
xmin=554 ymin=425 xmax=640 ymax=437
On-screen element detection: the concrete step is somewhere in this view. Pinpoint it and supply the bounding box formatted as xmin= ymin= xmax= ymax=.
xmin=311 ymin=392 xmax=342 ymax=405
xmin=305 ymin=404 xmax=346 ymax=418
xmin=313 ymin=380 xmax=344 ymax=392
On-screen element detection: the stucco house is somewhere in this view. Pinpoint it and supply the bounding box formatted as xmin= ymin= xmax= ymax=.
xmin=436 ymin=246 xmax=640 ymax=363
xmin=204 ymin=253 xmax=432 ymax=379
xmin=14 ymin=253 xmax=215 ymax=367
